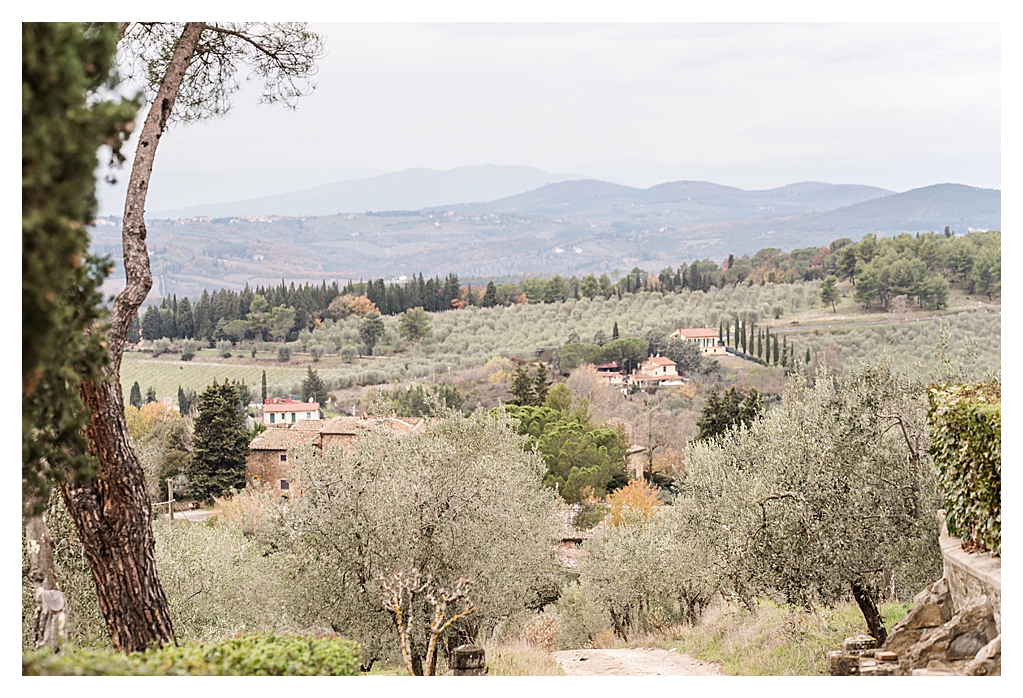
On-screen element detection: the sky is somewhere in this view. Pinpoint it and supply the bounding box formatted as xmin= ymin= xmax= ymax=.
xmin=95 ymin=22 xmax=1000 ymax=215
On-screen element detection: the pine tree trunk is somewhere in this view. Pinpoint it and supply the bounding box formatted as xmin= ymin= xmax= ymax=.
xmin=59 ymin=22 xmax=205 ymax=654
xmin=850 ymin=581 xmax=887 ymax=645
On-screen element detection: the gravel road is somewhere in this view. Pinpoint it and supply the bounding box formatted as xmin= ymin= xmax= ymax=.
xmin=553 ymin=648 xmax=723 ymax=676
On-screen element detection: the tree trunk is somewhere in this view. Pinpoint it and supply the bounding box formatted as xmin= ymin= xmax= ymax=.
xmin=26 ymin=513 xmax=66 ymax=652
xmin=59 ymin=22 xmax=205 ymax=654
xmin=851 ymin=581 xmax=887 ymax=645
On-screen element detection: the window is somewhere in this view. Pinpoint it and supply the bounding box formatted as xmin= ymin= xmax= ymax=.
xmin=280 ymin=480 xmax=289 ymax=490
xmin=290 ymin=412 xmax=296 ymax=422
xmin=269 ymin=413 xmax=275 ymax=423
xmin=305 ymin=412 xmax=311 ymax=419
xmin=280 ymin=454 xmax=287 ymax=462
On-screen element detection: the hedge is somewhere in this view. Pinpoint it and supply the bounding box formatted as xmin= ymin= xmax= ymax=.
xmin=927 ymin=382 xmax=1001 ymax=555
xmin=23 ymin=634 xmax=361 ymax=676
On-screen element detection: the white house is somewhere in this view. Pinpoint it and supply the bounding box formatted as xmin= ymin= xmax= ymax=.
xmin=263 ymin=397 xmax=320 ymax=427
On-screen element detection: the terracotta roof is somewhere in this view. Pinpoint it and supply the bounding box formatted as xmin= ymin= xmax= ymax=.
xmin=290 ymin=419 xmax=326 ymax=431
xmin=673 ymin=328 xmax=718 ymax=339
xmin=594 ymin=362 xmax=619 ymax=370
xmin=264 ymin=399 xmax=320 ymax=413
xmin=643 ymin=356 xmax=676 ymax=366
xmin=318 ymin=416 xmax=366 ymax=434
xmin=250 ymin=428 xmax=321 ymax=450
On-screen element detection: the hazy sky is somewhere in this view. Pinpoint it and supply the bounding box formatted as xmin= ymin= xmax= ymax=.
xmin=96 ymin=22 xmax=1000 ymax=214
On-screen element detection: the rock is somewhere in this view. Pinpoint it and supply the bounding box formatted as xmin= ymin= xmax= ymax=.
xmin=900 ymin=595 xmax=997 ymax=672
xmin=882 ymin=627 xmax=922 ymax=656
xmin=875 ymin=651 xmax=898 ymax=662
xmin=843 ymin=634 xmax=878 ymax=652
xmin=958 ymin=634 xmax=1000 ymax=676
xmin=828 ymin=650 xmax=861 ymax=676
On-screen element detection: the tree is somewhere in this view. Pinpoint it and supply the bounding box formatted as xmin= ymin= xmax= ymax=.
xmin=261 ymin=370 xmax=267 ymax=404
xmin=606 ymin=479 xmax=662 ymax=528
xmin=684 ymin=362 xmax=940 ymax=642
xmin=820 ymin=275 xmax=840 ymax=312
xmin=509 ymin=366 xmax=536 ymax=406
xmin=772 ymin=335 xmax=780 ymax=366
xmin=600 ymin=337 xmax=648 ymax=375
xmin=398 ymin=307 xmax=431 ymax=342
xmin=188 ymin=380 xmax=250 ymax=502
xmin=269 ymin=411 xmax=560 ymax=673
xmin=57 ymin=21 xmax=322 ymax=653
xmin=20 ymin=16 xmax=131 ymax=617
xmin=141 ymin=304 xmax=162 ymax=340
xmin=612 ymin=322 xmax=619 ymax=340
xmin=532 ymin=364 xmax=551 ymax=406
xmin=347 ymin=295 xmax=379 ymax=317
xmin=359 ymin=312 xmax=385 ymax=355
xmin=301 ymin=367 xmax=328 ymax=406
xmin=145 ymin=387 xmax=158 ymax=404
xmin=697 ymin=387 xmax=762 ymax=440
xmin=127 ymin=314 xmax=142 ymax=344
xmin=129 ymin=382 xmax=143 ymax=410
xmin=268 ymin=304 xmax=296 ymax=342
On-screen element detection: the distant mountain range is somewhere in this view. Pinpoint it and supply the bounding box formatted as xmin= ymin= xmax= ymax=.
xmin=96 ymin=172 xmax=999 ymax=301
xmin=152 ymin=165 xmax=587 ymax=218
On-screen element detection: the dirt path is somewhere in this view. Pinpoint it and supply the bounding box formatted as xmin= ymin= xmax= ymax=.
xmin=553 ymin=648 xmax=722 ymax=676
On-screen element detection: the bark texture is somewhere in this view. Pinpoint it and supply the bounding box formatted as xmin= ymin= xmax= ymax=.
xmin=851 ymin=581 xmax=888 ymax=645
xmin=26 ymin=513 xmax=66 ymax=651
xmin=59 ymin=22 xmax=205 ymax=654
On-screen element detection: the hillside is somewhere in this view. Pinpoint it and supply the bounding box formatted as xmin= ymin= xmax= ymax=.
xmin=92 ymin=181 xmax=1000 ymax=301
xmin=153 ymin=165 xmax=587 ymax=218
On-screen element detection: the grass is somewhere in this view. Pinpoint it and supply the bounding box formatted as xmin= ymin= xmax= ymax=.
xmin=648 ymin=598 xmax=912 ymax=676
xmin=483 ymin=639 xmax=565 ymax=676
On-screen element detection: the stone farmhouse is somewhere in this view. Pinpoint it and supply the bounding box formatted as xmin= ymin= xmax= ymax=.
xmin=670 ymin=327 xmax=726 ymax=355
xmin=262 ymin=397 xmax=320 ymax=427
xmin=247 ymin=415 xmax=427 ymax=494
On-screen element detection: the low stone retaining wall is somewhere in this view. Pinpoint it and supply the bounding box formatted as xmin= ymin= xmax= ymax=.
xmin=828 ymin=519 xmax=1000 ymax=676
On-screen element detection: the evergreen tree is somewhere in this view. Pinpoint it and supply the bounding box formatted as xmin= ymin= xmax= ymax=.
xmin=806 ymin=347 xmax=811 ymax=365
xmin=757 ymin=329 xmax=763 ymax=359
xmin=129 ymin=381 xmax=142 ymax=409
xmin=127 ymin=314 xmax=142 ymax=344
xmin=301 ymin=366 xmax=328 ymax=405
xmin=740 ymin=320 xmax=747 ymax=353
xmin=509 ymin=366 xmax=535 ymax=406
xmin=612 ymin=322 xmax=619 ymax=340
xmin=22 ymin=21 xmax=137 ymax=515
xmin=261 ymin=370 xmax=267 ymax=404
xmin=773 ymin=335 xmax=779 ymax=366
xmin=532 ymin=364 xmax=551 ymax=406
xmin=359 ymin=311 xmax=385 ymax=355
xmin=188 ymin=380 xmax=250 ymax=501
xmin=141 ymin=304 xmax=162 ymax=340
xmin=820 ymin=275 xmax=840 ymax=312
xmin=719 ymin=322 xmax=723 ymax=344
xmin=177 ymin=385 xmax=187 ymax=414
xmin=482 ymin=281 xmax=497 ymax=308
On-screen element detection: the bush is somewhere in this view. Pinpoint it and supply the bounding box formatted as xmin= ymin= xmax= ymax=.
xmin=928 ymin=381 xmax=1001 ymax=554
xmin=180 ymin=339 xmax=199 ymax=361
xmin=22 ymin=634 xmax=361 ymax=675
xmin=340 ymin=346 xmax=357 ymax=363
xmin=151 ymin=338 xmax=170 ymax=357
xmin=216 ymin=340 xmax=233 ymax=358
xmin=277 ymin=345 xmax=291 ymax=362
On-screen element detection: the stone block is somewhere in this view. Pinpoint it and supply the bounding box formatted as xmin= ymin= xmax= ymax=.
xmin=875 ymin=651 xmax=898 ymax=663
xmin=843 ymin=634 xmax=878 ymax=652
xmin=828 ymin=650 xmax=861 ymax=676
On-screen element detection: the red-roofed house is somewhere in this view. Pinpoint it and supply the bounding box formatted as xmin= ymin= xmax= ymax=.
xmin=628 ymin=356 xmax=683 ymax=388
xmin=263 ymin=397 xmax=320 ymax=426
xmin=670 ymin=327 xmax=725 ymax=355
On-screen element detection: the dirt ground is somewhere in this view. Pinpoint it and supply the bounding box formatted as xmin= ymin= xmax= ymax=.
xmin=553 ymin=648 xmax=723 ymax=676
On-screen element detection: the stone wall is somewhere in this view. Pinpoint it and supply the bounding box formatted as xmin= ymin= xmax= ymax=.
xmin=828 ymin=518 xmax=1000 ymax=676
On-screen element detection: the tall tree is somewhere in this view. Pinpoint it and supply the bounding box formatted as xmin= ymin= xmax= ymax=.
xmin=820 ymin=275 xmax=840 ymax=312
xmin=188 ymin=380 xmax=250 ymax=502
xmin=359 ymin=311 xmax=385 ymax=355
xmin=261 ymin=370 xmax=267 ymax=404
xmin=301 ymin=367 xmax=328 ymax=405
xmin=397 ymin=306 xmax=431 ymax=342
xmin=129 ymin=381 xmax=142 ymax=409
xmin=57 ymin=22 xmax=323 ymax=653
xmin=612 ymin=322 xmax=619 ymax=340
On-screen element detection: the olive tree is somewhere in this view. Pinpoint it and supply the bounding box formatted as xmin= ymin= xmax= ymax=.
xmin=59 ymin=22 xmax=323 ymax=652
xmin=266 ymin=409 xmax=561 ymax=673
xmin=682 ymin=360 xmax=941 ymax=642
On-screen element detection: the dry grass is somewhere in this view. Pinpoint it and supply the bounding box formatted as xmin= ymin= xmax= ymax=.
xmin=482 ymin=639 xmax=565 ymax=676
xmin=642 ymin=597 xmax=912 ymax=676
xmin=214 ymin=482 xmax=287 ymax=531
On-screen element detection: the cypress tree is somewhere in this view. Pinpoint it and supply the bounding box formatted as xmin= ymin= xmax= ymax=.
xmin=261 ymin=370 xmax=267 ymax=403
xmin=612 ymin=322 xmax=619 ymax=340
xmin=532 ymin=364 xmax=551 ymax=406
xmin=145 ymin=386 xmax=157 ymax=403
xmin=129 ymin=381 xmax=142 ymax=409
xmin=757 ymin=329 xmax=763 ymax=359
xmin=740 ymin=320 xmax=747 ymax=353
xmin=719 ymin=322 xmax=723 ymax=344
xmin=188 ymin=380 xmax=250 ymax=501
xmin=773 ymin=335 xmax=779 ymax=366
xmin=805 ymin=347 xmax=811 ymax=365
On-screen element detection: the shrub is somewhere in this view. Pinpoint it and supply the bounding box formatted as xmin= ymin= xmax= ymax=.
xmin=151 ymin=338 xmax=170 ymax=357
xmin=277 ymin=345 xmax=291 ymax=362
xmin=216 ymin=340 xmax=233 ymax=358
xmin=180 ymin=339 xmax=199 ymax=361
xmin=928 ymin=381 xmax=1001 ymax=554
xmin=340 ymin=346 xmax=357 ymax=363
xmin=22 ymin=634 xmax=361 ymax=675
